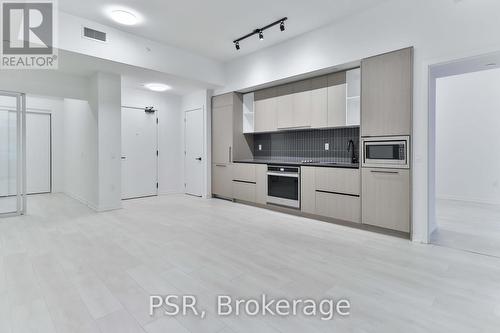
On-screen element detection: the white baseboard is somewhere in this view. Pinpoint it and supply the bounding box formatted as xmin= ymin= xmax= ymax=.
xmin=63 ymin=191 xmax=99 ymax=211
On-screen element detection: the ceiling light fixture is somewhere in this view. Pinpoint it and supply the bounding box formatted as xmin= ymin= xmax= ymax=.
xmin=232 ymin=17 xmax=287 ymax=50
xmin=144 ymin=83 xmax=171 ymax=92
xmin=108 ymin=8 xmax=141 ymax=25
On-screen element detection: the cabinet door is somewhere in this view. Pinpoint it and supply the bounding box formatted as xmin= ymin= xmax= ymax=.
xmin=292 ymin=80 xmax=311 ymax=128
xmin=212 ymin=164 xmax=233 ymax=198
xmin=254 ymin=88 xmax=277 ymax=133
xmin=362 ymin=168 xmax=410 ymax=232
xmin=310 ymin=76 xmax=328 ymax=128
xmin=255 ymin=164 xmax=267 ymax=205
xmin=301 ymin=167 xmax=316 ymax=214
xmin=212 ymin=105 xmax=233 ymax=164
xmin=361 ymin=48 xmax=412 ymax=136
xmin=327 ymin=83 xmax=347 ymax=127
xmin=276 ymin=84 xmax=294 ymax=129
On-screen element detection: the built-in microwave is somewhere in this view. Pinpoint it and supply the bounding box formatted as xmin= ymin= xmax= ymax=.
xmin=362 ymin=136 xmax=410 ymax=169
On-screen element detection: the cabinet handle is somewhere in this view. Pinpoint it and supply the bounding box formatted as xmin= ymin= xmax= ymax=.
xmin=277 ymin=125 xmax=311 ymax=130
xmin=215 ymin=164 xmax=226 ymax=167
xmin=229 ymin=146 xmax=232 ymax=163
xmin=370 ymin=170 xmax=399 ymax=174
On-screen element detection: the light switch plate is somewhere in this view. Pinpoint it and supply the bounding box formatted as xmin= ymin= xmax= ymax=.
xmin=324 ymin=143 xmax=329 ymax=151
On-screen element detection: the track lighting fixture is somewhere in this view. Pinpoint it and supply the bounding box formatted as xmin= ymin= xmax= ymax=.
xmin=232 ymin=17 xmax=287 ymax=50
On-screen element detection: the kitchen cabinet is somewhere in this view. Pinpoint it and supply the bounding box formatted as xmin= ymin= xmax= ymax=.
xmin=254 ymin=88 xmax=278 ymax=132
xmin=301 ymin=167 xmax=316 ymax=214
xmin=362 ymin=168 xmax=410 ymax=233
xmin=212 ymin=104 xmax=233 ymax=164
xmin=327 ymin=72 xmax=347 ymax=128
xmin=300 ymin=166 xmax=361 ymax=223
xmin=276 ymin=84 xmax=294 ymax=129
xmin=361 ymin=48 xmax=413 ymax=136
xmin=255 ymin=164 xmax=267 ymax=205
xmin=232 ymin=163 xmax=266 ymax=204
xmin=310 ymin=76 xmax=328 ymax=128
xmin=315 ymin=167 xmax=360 ymax=195
xmin=292 ymin=80 xmax=312 ymax=128
xmin=211 ymin=93 xmax=253 ymax=198
xmin=315 ymin=191 xmax=360 ymax=223
xmin=212 ymin=164 xmax=233 ymax=199
xmin=233 ymin=181 xmax=256 ymax=202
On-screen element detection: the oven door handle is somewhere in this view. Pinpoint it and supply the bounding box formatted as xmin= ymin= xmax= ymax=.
xmin=267 ymin=172 xmax=299 ymax=178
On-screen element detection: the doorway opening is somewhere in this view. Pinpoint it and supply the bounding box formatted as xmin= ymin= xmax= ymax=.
xmin=429 ymin=52 xmax=500 ymax=257
xmin=121 ymin=106 xmax=159 ymax=200
xmin=0 ymin=91 xmax=27 ymax=217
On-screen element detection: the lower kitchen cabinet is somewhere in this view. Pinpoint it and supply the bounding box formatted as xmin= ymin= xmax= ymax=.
xmin=233 ymin=181 xmax=256 ymax=202
xmin=300 ymin=166 xmax=361 ymax=223
xmin=315 ymin=191 xmax=360 ymax=223
xmin=362 ymin=168 xmax=410 ymax=233
xmin=232 ymin=163 xmax=267 ymax=204
xmin=212 ymin=164 xmax=233 ymax=199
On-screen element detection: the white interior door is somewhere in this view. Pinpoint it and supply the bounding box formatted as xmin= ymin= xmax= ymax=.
xmin=121 ymin=107 xmax=158 ymax=199
xmin=184 ymin=108 xmax=204 ymax=196
xmin=26 ymin=112 xmax=51 ymax=194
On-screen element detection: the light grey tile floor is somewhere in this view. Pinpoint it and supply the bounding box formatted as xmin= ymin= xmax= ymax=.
xmin=0 ymin=193 xmax=499 ymax=332
xmin=432 ymin=199 xmax=500 ymax=257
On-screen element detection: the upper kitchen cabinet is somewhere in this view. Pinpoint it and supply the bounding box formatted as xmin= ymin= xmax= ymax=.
xmin=276 ymin=80 xmax=313 ymax=130
xmin=310 ymin=76 xmax=328 ymax=128
xmin=254 ymin=87 xmax=278 ymax=133
xmin=361 ymin=48 xmax=413 ymax=137
xmin=327 ymin=72 xmax=347 ymax=127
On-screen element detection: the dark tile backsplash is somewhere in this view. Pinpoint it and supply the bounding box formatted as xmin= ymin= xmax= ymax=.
xmin=252 ymin=127 xmax=360 ymax=163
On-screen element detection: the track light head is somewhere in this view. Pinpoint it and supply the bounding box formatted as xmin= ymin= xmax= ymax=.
xmin=280 ymin=20 xmax=285 ymax=31
xmin=234 ymin=41 xmax=240 ymax=50
xmin=258 ymin=30 xmax=264 ymax=40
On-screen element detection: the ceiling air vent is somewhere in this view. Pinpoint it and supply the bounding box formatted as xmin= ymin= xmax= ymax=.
xmin=83 ymin=27 xmax=107 ymax=42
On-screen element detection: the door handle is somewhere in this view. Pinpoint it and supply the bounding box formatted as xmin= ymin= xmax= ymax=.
xmin=195 ymin=157 xmax=202 ymax=161
xmin=370 ymin=170 xmax=399 ymax=174
xmin=121 ymin=156 xmax=127 ymax=160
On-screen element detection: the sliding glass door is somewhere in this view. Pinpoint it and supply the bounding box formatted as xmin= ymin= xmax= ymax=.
xmin=0 ymin=91 xmax=26 ymax=216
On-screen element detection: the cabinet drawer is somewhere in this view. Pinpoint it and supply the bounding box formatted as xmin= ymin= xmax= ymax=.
xmin=233 ymin=181 xmax=256 ymax=202
xmin=212 ymin=164 xmax=233 ymax=198
xmin=315 ymin=168 xmax=360 ymax=195
xmin=233 ymin=163 xmax=256 ymax=183
xmin=315 ymin=191 xmax=360 ymax=223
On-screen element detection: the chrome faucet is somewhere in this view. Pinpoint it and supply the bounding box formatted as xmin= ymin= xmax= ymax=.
xmin=347 ymin=140 xmax=358 ymax=164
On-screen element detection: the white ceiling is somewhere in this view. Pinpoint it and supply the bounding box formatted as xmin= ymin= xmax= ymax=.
xmin=58 ymin=50 xmax=211 ymax=95
xmin=59 ymin=0 xmax=387 ymax=62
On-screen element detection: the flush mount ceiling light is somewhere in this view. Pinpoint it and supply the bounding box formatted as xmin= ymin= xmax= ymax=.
xmin=144 ymin=83 xmax=171 ymax=92
xmin=107 ymin=7 xmax=142 ymax=25
xmin=233 ymin=17 xmax=287 ymax=50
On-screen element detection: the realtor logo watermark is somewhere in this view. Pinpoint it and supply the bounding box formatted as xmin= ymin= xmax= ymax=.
xmin=1 ymin=0 xmax=58 ymax=69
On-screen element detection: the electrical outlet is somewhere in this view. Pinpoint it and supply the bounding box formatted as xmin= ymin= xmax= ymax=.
xmin=324 ymin=143 xmax=329 ymax=151
xmin=258 ymin=144 xmax=262 ymax=151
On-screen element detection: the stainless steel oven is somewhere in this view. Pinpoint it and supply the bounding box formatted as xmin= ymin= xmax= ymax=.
xmin=267 ymin=166 xmax=300 ymax=209
xmin=362 ymin=136 xmax=409 ymax=169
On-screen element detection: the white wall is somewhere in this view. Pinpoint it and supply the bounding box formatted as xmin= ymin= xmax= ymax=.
xmin=59 ymin=12 xmax=224 ymax=88
xmin=63 ymin=99 xmax=98 ymax=209
xmin=181 ymin=90 xmax=213 ymax=198
xmin=436 ymin=68 xmax=500 ymax=205
xmin=219 ymin=0 xmax=500 ymax=242
xmin=91 ymin=73 xmax=122 ymax=211
xmin=122 ymin=87 xmax=184 ymax=194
